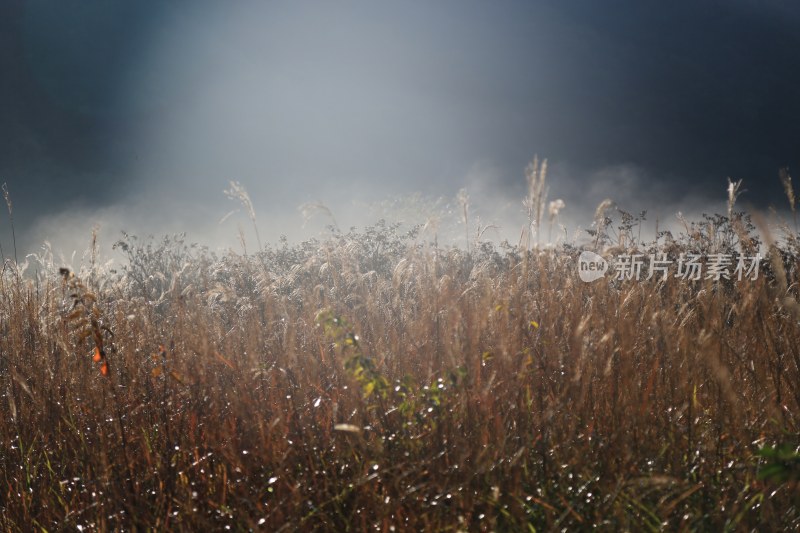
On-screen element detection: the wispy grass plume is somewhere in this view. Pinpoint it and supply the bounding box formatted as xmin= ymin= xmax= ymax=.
xmin=224 ymin=180 xmax=263 ymax=252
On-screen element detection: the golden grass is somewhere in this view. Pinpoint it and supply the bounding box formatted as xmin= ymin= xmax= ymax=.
xmin=0 ymin=208 xmax=798 ymax=530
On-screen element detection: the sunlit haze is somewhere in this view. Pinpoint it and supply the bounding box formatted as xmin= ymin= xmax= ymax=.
xmin=2 ymin=0 xmax=799 ymax=259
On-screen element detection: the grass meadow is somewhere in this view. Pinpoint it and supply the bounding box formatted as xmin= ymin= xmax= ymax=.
xmin=1 ymin=168 xmax=799 ymax=531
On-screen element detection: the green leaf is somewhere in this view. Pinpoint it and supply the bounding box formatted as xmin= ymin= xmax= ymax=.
xmin=363 ymin=381 xmax=375 ymax=397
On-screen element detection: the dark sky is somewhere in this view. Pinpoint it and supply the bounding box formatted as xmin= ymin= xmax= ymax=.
xmin=2 ymin=0 xmax=800 ymax=256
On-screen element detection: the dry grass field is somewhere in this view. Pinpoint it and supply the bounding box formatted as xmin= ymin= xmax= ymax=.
xmin=1 ymin=175 xmax=799 ymax=530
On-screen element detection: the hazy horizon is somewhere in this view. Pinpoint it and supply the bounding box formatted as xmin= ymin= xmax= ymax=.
xmin=2 ymin=1 xmax=799 ymax=259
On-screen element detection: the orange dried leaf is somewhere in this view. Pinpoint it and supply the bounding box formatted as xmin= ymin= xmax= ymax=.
xmin=92 ymin=347 xmax=104 ymax=362
xmin=100 ymin=361 xmax=109 ymax=376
